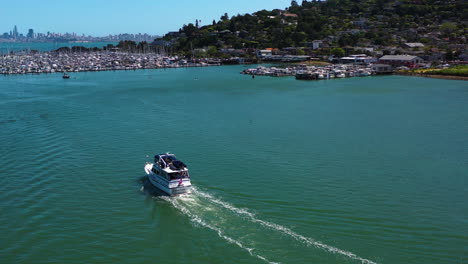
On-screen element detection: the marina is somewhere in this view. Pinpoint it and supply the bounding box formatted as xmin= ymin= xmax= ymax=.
xmin=0 ymin=51 xmax=221 ymax=75
xmin=241 ymin=64 xmax=389 ymax=80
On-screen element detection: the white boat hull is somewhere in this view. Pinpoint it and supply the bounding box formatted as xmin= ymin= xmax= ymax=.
xmin=144 ymin=163 xmax=192 ymax=196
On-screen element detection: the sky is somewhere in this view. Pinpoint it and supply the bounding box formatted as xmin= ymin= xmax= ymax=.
xmin=1 ymin=0 xmax=292 ymax=36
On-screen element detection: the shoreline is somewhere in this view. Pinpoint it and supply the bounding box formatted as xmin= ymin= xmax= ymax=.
xmin=2 ymin=52 xmax=466 ymax=81
xmin=395 ymin=72 xmax=468 ymax=81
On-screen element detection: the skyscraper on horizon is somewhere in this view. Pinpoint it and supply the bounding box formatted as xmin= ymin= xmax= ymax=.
xmin=13 ymin=25 xmax=18 ymax=39
xmin=27 ymin=28 xmax=34 ymax=38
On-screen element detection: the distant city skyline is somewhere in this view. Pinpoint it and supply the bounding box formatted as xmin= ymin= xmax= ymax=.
xmin=1 ymin=25 xmax=161 ymax=39
xmin=1 ymin=24 xmax=160 ymax=42
xmin=1 ymin=0 xmax=291 ymax=36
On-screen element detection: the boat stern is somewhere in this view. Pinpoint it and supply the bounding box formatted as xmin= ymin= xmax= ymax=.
xmin=169 ymin=179 xmax=192 ymax=195
xmin=171 ymin=185 xmax=192 ymax=196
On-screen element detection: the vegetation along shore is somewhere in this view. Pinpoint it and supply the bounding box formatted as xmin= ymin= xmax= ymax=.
xmin=397 ymin=65 xmax=468 ymax=80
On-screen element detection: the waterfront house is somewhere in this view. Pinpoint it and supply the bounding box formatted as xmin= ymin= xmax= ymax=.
xmin=379 ymin=55 xmax=423 ymax=67
xmin=282 ymin=47 xmax=302 ymax=55
xmin=220 ymin=48 xmax=246 ymax=56
xmin=420 ymin=48 xmax=445 ymax=63
xmin=371 ymin=64 xmax=393 ymax=74
xmin=256 ymin=49 xmax=272 ymax=58
xmin=339 ymin=54 xmax=377 ymax=64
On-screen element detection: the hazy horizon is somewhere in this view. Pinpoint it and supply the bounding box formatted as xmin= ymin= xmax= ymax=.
xmin=1 ymin=0 xmax=291 ymax=37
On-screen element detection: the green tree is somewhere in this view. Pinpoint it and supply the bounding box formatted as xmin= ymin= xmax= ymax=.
xmin=221 ymin=13 xmax=229 ymax=21
xmin=117 ymin=40 xmax=137 ymax=52
xmin=292 ymin=31 xmax=308 ymax=44
xmin=440 ymin=22 xmax=457 ymax=37
xmin=207 ymin=46 xmax=218 ymax=57
xmin=229 ymin=20 xmax=237 ymax=32
xmin=446 ymin=49 xmax=454 ymax=61
xmin=331 ymin=47 xmax=345 ymax=57
xmin=181 ymin=23 xmax=197 ymax=37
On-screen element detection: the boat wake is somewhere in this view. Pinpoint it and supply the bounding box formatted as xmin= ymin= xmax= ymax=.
xmin=160 ymin=194 xmax=275 ymax=264
xmin=157 ymin=187 xmax=378 ymax=264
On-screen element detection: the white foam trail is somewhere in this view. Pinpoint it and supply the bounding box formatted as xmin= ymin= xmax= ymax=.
xmin=194 ymin=188 xmax=256 ymax=218
xmin=161 ymin=196 xmax=279 ymax=264
xmin=192 ymin=188 xmax=377 ymax=264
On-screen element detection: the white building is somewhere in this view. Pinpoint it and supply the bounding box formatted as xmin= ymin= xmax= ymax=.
xmin=339 ymin=54 xmax=377 ymax=64
xmin=312 ymin=40 xmax=323 ymax=50
xmin=379 ymin=55 xmax=424 ymax=67
xmin=256 ymin=50 xmax=272 ymax=57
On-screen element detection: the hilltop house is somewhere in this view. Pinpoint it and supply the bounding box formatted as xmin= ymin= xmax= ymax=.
xmin=311 ymin=40 xmax=323 ymax=50
xmin=281 ymin=12 xmax=298 ymax=18
xmin=404 ymin=43 xmax=425 ymax=49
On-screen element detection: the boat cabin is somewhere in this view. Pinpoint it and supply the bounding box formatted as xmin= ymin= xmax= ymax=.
xmin=153 ymin=153 xmax=190 ymax=180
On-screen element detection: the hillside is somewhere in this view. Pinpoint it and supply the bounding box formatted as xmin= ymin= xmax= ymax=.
xmin=155 ymin=0 xmax=467 ymax=57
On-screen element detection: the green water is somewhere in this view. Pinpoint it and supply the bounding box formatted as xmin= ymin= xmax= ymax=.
xmin=1 ymin=66 xmax=467 ymax=264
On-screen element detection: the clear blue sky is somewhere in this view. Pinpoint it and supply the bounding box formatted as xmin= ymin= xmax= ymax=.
xmin=1 ymin=0 xmax=292 ymax=36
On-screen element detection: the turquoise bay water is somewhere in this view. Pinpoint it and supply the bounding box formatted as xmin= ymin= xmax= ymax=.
xmin=0 ymin=42 xmax=118 ymax=53
xmin=0 ymin=66 xmax=467 ymax=264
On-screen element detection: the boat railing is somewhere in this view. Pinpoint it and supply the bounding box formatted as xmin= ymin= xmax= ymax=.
xmin=159 ymin=158 xmax=168 ymax=168
xmin=154 ymin=155 xmax=167 ymax=168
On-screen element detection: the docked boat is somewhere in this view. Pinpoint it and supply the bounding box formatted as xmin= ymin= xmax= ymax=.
xmin=144 ymin=153 xmax=192 ymax=196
